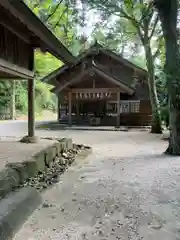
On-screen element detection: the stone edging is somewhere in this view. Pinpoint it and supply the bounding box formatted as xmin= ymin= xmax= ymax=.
xmin=0 ymin=138 xmax=92 ymax=199
xmin=0 ymin=188 xmax=41 ymax=240
xmin=0 ymin=137 xmax=92 ymax=240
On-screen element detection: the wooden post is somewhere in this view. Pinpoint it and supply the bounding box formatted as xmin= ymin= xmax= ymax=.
xmin=68 ymin=91 xmax=72 ymax=126
xmin=117 ymin=91 xmax=120 ymax=128
xmin=76 ymin=99 xmax=79 ymax=122
xmin=10 ymin=80 xmax=16 ymax=120
xmin=28 ymin=49 xmax=35 ymax=138
xmin=28 ymin=78 xmax=35 ymax=137
xmin=57 ymin=94 xmax=61 ymax=122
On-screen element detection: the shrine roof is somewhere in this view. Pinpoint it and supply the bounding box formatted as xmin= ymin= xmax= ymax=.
xmin=41 ymin=43 xmax=148 ymax=85
xmin=51 ymin=63 xmax=135 ymax=95
xmin=0 ymin=1 xmax=76 ymax=64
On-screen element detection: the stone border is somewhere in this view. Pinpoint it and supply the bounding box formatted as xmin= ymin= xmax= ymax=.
xmin=0 ymin=137 xmax=92 ymax=240
xmin=0 ymin=138 xmax=92 ymax=199
xmin=0 ymin=138 xmax=73 ymax=199
xmin=0 ymin=187 xmax=41 ymax=240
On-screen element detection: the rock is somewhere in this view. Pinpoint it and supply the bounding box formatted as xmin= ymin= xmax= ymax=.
xmin=59 ymin=157 xmax=66 ymax=165
xmin=42 ymin=202 xmax=52 ymax=208
xmin=62 ymin=152 xmax=68 ymax=158
xmin=162 ymin=131 xmax=170 ymax=141
xmin=20 ymin=136 xmax=40 ymax=144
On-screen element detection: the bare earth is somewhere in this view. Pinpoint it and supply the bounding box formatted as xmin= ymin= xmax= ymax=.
xmin=14 ymin=130 xmax=180 ymax=240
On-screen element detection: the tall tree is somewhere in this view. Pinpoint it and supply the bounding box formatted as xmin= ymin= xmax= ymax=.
xmin=82 ymin=0 xmax=163 ymax=133
xmin=154 ymin=0 xmax=180 ymax=154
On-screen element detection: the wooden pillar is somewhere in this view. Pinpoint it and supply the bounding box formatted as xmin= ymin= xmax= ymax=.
xmin=28 ymin=79 xmax=35 ymax=137
xmin=116 ymin=91 xmax=120 ymax=127
xmin=10 ymin=80 xmax=16 ymax=120
xmin=57 ymin=94 xmax=61 ymax=122
xmin=68 ymin=91 xmax=72 ymax=126
xmin=76 ymin=99 xmax=79 ymax=122
xmin=28 ymin=48 xmax=35 ymax=138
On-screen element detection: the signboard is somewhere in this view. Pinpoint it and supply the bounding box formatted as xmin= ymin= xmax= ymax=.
xmin=75 ymin=92 xmax=112 ymax=100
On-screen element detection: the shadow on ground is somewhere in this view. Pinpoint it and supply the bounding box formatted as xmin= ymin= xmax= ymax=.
xmin=36 ymin=121 xmax=149 ymax=132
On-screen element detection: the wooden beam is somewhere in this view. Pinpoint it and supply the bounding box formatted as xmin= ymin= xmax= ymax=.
xmin=28 ymin=79 xmax=35 ymax=137
xmin=51 ymin=70 xmax=89 ymax=94
xmin=93 ymin=67 xmax=134 ymax=95
xmin=0 ymin=58 xmax=34 ymax=79
xmin=1 ymin=1 xmax=76 ymax=64
xmin=0 ymin=18 xmax=31 ymax=44
xmin=71 ymin=88 xmax=118 ymax=93
xmin=57 ymin=94 xmax=61 ymax=122
xmin=28 ymin=49 xmax=35 ymax=138
xmin=68 ymin=91 xmax=72 ymax=126
xmin=10 ymin=80 xmax=16 ymax=120
xmin=117 ymin=91 xmax=120 ymax=127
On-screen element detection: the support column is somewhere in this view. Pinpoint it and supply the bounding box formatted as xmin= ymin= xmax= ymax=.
xmin=28 ymin=79 xmax=35 ymax=137
xmin=57 ymin=94 xmax=61 ymax=122
xmin=116 ymin=91 xmax=120 ymax=128
xmin=10 ymin=80 xmax=16 ymax=120
xmin=68 ymin=91 xmax=72 ymax=126
xmin=76 ymin=99 xmax=79 ymax=122
xmin=20 ymin=49 xmax=38 ymax=143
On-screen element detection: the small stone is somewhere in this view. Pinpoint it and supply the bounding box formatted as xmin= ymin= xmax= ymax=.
xmin=97 ymin=229 xmax=104 ymax=236
xmin=42 ymin=202 xmax=52 ymax=208
xmin=62 ymin=153 xmax=68 ymax=158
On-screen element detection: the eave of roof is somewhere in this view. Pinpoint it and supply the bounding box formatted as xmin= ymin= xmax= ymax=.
xmin=41 ymin=43 xmax=147 ymax=85
xmin=51 ymin=64 xmax=135 ymax=95
xmin=1 ymin=0 xmax=76 ymax=64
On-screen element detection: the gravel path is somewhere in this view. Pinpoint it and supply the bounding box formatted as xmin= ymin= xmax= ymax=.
xmin=14 ymin=130 xmax=180 ymax=240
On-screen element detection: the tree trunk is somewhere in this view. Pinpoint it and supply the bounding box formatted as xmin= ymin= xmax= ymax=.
xmin=144 ymin=42 xmax=162 ymax=133
xmin=156 ymin=0 xmax=180 ymax=154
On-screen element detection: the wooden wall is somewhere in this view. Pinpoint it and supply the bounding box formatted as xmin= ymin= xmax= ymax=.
xmin=94 ymin=53 xmax=150 ymax=101
xmin=0 ymin=24 xmax=31 ymax=69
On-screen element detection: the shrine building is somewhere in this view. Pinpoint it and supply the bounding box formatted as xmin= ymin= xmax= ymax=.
xmin=0 ymin=1 xmax=75 ymax=138
xmin=42 ymin=43 xmax=152 ymax=127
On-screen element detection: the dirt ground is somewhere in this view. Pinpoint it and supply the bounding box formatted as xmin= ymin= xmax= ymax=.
xmin=14 ymin=130 xmax=180 ymax=240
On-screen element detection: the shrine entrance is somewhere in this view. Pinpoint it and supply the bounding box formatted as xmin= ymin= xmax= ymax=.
xmin=80 ymin=100 xmax=106 ymax=117
xmin=61 ymin=88 xmax=121 ymax=126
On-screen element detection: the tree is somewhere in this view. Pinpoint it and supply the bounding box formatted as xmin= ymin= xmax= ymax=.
xmin=81 ymin=0 xmax=163 ymax=133
xmin=154 ymin=0 xmax=180 ymax=154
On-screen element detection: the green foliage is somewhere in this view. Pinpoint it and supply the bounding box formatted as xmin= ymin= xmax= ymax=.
xmin=1 ymin=0 xmax=83 ymax=118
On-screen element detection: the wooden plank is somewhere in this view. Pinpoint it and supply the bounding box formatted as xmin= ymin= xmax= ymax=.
xmin=71 ymin=88 xmax=118 ymax=93
xmin=68 ymin=91 xmax=72 ymax=126
xmin=1 ymin=1 xmax=76 ymax=64
xmin=0 ymin=58 xmax=34 ymax=79
xmin=28 ymin=49 xmax=35 ymax=138
xmin=0 ymin=17 xmax=30 ymax=44
xmin=52 ymin=70 xmax=89 ymax=94
xmin=93 ymin=67 xmax=134 ymax=95
xmin=117 ymin=91 xmax=120 ymax=127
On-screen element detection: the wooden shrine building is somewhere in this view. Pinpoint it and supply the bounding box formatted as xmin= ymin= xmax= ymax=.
xmin=42 ymin=43 xmax=152 ymax=127
xmin=0 ymin=1 xmax=76 ymax=139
